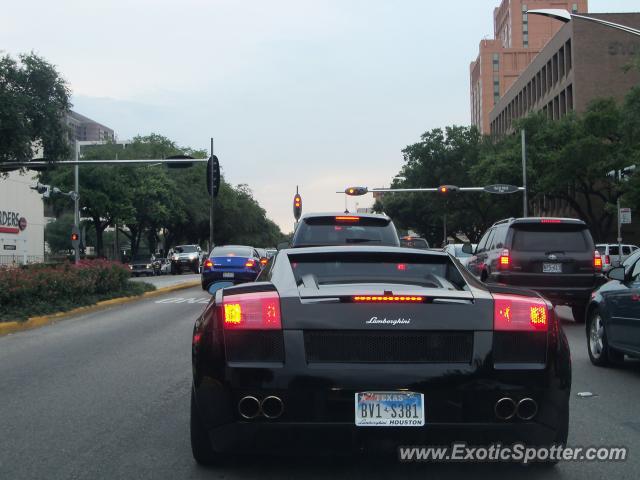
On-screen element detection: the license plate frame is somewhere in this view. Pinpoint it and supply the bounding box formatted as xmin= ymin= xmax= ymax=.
xmin=542 ymin=262 xmax=562 ymax=273
xmin=355 ymin=391 xmax=424 ymax=427
xmin=222 ymin=272 xmax=235 ymax=279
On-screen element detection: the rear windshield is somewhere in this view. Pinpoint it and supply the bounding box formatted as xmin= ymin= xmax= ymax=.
xmin=212 ymin=246 xmax=253 ymax=257
xmin=293 ymin=217 xmax=399 ymax=247
xmin=511 ymin=228 xmax=589 ymax=252
xmin=175 ymin=245 xmax=198 ymax=253
xmin=401 ymin=238 xmax=429 ymax=249
xmin=288 ymin=252 xmax=466 ymax=290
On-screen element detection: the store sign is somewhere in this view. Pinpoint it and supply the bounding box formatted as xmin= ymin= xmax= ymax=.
xmin=0 ymin=211 xmax=26 ymax=234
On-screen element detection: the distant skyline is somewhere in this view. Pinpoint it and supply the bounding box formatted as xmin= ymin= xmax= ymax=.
xmin=1 ymin=0 xmax=634 ymax=232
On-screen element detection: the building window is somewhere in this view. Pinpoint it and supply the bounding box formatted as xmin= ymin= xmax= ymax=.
xmin=493 ymin=53 xmax=500 ymax=72
xmin=494 ymin=75 xmax=500 ymax=104
xmin=566 ymin=40 xmax=572 ymax=72
xmin=572 ymin=3 xmax=578 ymax=13
xmin=567 ymin=84 xmax=574 ymax=111
xmin=523 ymin=33 xmax=529 ymax=48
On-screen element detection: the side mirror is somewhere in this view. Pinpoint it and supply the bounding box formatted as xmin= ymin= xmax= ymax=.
xmin=607 ymin=266 xmax=626 ymax=282
xmin=461 ymin=242 xmax=473 ymax=254
xmin=277 ymin=241 xmax=290 ymax=251
xmin=207 ymin=281 xmax=233 ymax=296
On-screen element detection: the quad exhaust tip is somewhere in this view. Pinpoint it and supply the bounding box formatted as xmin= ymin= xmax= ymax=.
xmin=495 ymin=397 xmax=516 ymax=420
xmin=261 ymin=396 xmax=284 ymax=419
xmin=238 ymin=396 xmax=261 ymax=419
xmin=516 ymin=397 xmax=538 ymax=420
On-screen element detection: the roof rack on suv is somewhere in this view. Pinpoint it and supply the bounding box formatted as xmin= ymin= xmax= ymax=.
xmin=491 ymin=218 xmax=515 ymax=227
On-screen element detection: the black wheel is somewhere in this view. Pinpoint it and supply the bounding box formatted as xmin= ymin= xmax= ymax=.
xmin=587 ymin=309 xmax=623 ymax=366
xmin=572 ymin=305 xmax=587 ymax=324
xmin=201 ymin=282 xmax=210 ymax=291
xmin=190 ymin=389 xmax=222 ymax=466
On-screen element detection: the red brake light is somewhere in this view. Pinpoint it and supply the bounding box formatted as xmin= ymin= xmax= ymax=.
xmin=604 ymin=255 xmax=610 ymax=265
xmin=245 ymin=259 xmax=256 ymax=268
xmin=397 ymin=263 xmax=407 ymax=271
xmin=353 ymin=296 xmax=424 ymax=302
xmin=593 ymin=251 xmax=603 ymax=270
xmin=493 ymin=294 xmax=549 ymax=331
xmin=498 ymin=249 xmax=510 ymax=269
xmin=540 ymin=218 xmax=562 ymax=224
xmin=204 ymin=259 xmax=213 ymax=268
xmin=335 ymin=216 xmax=359 ymax=222
xmin=260 ymin=258 xmax=268 ymax=266
xmin=222 ymin=291 xmax=282 ymax=330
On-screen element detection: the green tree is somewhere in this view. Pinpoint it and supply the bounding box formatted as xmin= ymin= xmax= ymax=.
xmin=0 ymin=53 xmax=71 ymax=167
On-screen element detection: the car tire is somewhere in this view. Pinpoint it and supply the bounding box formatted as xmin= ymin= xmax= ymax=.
xmin=190 ymin=389 xmax=223 ymax=466
xmin=571 ymin=305 xmax=587 ymax=324
xmin=587 ymin=309 xmax=623 ymax=366
xmin=201 ymin=282 xmax=209 ymax=291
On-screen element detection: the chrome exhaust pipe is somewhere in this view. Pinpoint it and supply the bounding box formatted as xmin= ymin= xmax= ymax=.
xmin=238 ymin=396 xmax=261 ymax=419
xmin=261 ymin=396 xmax=284 ymax=419
xmin=495 ymin=397 xmax=516 ymax=420
xmin=516 ymin=398 xmax=538 ymax=420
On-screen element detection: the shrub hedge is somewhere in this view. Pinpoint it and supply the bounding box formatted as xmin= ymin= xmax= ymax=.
xmin=0 ymin=260 xmax=154 ymax=322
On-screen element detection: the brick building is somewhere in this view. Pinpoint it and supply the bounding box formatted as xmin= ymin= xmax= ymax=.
xmin=470 ymin=0 xmax=588 ymax=134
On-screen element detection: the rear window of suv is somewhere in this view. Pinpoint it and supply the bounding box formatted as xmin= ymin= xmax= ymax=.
xmin=293 ymin=216 xmax=399 ymax=247
xmin=511 ymin=227 xmax=589 ymax=252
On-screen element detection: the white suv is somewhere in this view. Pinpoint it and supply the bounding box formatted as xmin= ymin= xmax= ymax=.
xmin=596 ymin=244 xmax=639 ymax=271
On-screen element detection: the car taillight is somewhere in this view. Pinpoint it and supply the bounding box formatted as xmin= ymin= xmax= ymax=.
xmin=335 ymin=216 xmax=359 ymax=222
xmin=498 ymin=249 xmax=510 ymax=269
xmin=204 ymin=259 xmax=213 ymax=269
xmin=245 ymin=259 xmax=256 ymax=268
xmin=604 ymin=255 xmax=610 ymax=265
xmin=222 ymin=291 xmax=281 ymax=330
xmin=493 ymin=294 xmax=549 ymax=331
xmin=593 ymin=251 xmax=603 ymax=270
xmin=540 ymin=218 xmax=562 ymax=224
xmin=260 ymin=258 xmax=268 ymax=266
xmin=352 ymin=296 xmax=424 ymax=302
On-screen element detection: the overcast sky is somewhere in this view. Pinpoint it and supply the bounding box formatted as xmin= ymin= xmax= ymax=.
xmin=1 ymin=0 xmax=634 ymax=232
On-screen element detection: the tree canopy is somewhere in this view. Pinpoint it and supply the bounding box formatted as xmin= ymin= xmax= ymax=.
xmin=0 ymin=52 xmax=71 ymax=167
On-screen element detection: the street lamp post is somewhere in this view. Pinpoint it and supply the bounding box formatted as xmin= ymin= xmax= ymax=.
xmin=527 ymin=9 xmax=640 ymax=37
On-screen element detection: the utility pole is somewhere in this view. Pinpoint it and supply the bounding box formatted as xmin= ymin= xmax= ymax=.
xmin=522 ymin=129 xmax=528 ymax=217
xmin=74 ymin=141 xmax=80 ymax=265
xmin=617 ymin=169 xmax=623 ymax=266
xmin=209 ymin=138 xmax=215 ymax=252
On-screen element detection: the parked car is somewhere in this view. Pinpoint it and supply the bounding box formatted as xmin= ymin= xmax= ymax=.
xmin=596 ymin=243 xmax=639 ymax=271
xmin=400 ymin=236 xmax=430 ymax=249
xmin=171 ymin=245 xmax=202 ymax=274
xmin=201 ymin=245 xmax=262 ymax=290
xmin=128 ymin=254 xmax=160 ymax=276
xmin=466 ymin=217 xmax=604 ymax=322
xmin=444 ymin=243 xmax=477 ymax=267
xmin=287 ymin=213 xmax=400 ymax=248
xmin=190 ymin=245 xmax=570 ymax=464
xmin=586 ymin=248 xmax=640 ymax=366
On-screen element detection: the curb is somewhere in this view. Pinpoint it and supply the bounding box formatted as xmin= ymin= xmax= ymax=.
xmin=0 ymin=280 xmax=201 ymax=337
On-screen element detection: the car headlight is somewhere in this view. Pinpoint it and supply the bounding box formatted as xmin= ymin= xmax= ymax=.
xmin=189 ymin=253 xmax=197 ymax=260
xmin=146 ymin=264 xmax=152 ymax=268
xmin=172 ymin=254 xmax=179 ymax=261
xmin=128 ymin=265 xmax=133 ymax=270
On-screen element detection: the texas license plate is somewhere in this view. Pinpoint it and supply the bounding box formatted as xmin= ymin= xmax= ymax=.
xmin=222 ymin=272 xmax=234 ymax=278
xmin=355 ymin=392 xmax=424 ymax=427
xmin=543 ymin=263 xmax=562 ymax=273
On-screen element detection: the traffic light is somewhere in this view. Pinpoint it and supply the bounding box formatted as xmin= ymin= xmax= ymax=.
xmin=207 ymin=155 xmax=220 ymax=197
xmin=31 ymin=183 xmax=50 ymax=195
xmin=293 ymin=193 xmax=302 ymax=220
xmin=438 ymin=185 xmax=459 ymax=194
xmin=344 ymin=186 xmax=368 ymax=196
xmin=71 ymin=226 xmax=81 ymax=249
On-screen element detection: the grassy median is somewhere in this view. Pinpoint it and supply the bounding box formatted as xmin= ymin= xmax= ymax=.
xmin=0 ymin=260 xmax=156 ymax=322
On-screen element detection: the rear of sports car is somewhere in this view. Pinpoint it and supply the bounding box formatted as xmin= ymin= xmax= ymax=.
xmin=191 ymin=247 xmax=571 ymax=463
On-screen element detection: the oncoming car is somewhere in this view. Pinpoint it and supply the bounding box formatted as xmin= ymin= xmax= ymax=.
xmin=190 ymin=246 xmax=571 ymax=464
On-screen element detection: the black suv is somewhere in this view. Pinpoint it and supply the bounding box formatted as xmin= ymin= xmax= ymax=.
xmin=287 ymin=213 xmax=400 ymax=248
xmin=466 ymin=217 xmax=603 ymax=322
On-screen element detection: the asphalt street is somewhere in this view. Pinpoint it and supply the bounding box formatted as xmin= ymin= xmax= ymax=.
xmin=1 ymin=289 xmax=639 ymax=479
xmin=130 ymin=273 xmax=200 ymax=289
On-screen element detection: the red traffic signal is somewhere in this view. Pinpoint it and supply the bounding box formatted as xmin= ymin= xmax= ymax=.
xmin=293 ymin=193 xmax=302 ymax=220
xmin=71 ymin=233 xmax=79 ymax=241
xmin=344 ymin=186 xmax=368 ymax=196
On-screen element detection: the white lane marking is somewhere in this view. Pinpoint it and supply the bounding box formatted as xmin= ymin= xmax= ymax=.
xmin=155 ymin=297 xmax=210 ymax=304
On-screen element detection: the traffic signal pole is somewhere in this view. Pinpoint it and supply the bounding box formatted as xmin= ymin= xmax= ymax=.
xmin=74 ymin=142 xmax=80 ymax=265
xmin=210 ymin=138 xmax=215 ymax=252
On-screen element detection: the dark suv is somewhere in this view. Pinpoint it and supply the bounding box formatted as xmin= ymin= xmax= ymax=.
xmin=288 ymin=213 xmax=400 ymax=248
xmin=466 ymin=217 xmax=603 ymax=322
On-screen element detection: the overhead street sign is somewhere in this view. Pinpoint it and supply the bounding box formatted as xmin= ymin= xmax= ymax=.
xmin=483 ymin=184 xmax=520 ymax=194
